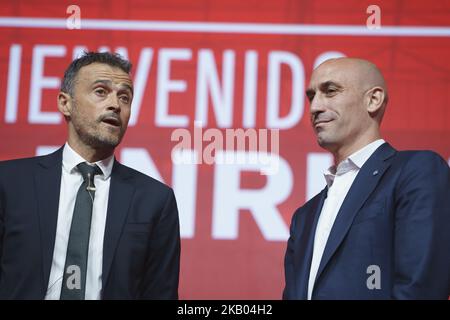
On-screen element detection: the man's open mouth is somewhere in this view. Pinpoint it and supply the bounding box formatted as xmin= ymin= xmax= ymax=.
xmin=101 ymin=117 xmax=121 ymax=127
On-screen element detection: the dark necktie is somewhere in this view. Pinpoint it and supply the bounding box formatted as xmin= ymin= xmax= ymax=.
xmin=60 ymin=162 xmax=101 ymax=300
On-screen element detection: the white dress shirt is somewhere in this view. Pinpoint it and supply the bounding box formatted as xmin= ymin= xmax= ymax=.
xmin=45 ymin=143 xmax=114 ymax=300
xmin=307 ymin=139 xmax=385 ymax=299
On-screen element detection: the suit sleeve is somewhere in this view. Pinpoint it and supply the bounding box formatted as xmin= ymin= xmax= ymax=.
xmin=140 ymin=188 xmax=180 ymax=299
xmin=283 ymin=209 xmax=298 ymax=300
xmin=0 ymin=177 xmax=4 ymax=285
xmin=393 ymin=151 xmax=450 ymax=299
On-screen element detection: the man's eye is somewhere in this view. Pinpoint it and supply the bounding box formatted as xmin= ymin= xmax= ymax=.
xmin=95 ymin=88 xmax=107 ymax=96
xmin=119 ymin=95 xmax=130 ymax=104
xmin=326 ymin=88 xmax=337 ymax=95
xmin=306 ymin=93 xmax=315 ymax=102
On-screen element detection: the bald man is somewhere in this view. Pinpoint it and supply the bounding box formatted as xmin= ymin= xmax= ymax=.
xmin=283 ymin=58 xmax=450 ymax=300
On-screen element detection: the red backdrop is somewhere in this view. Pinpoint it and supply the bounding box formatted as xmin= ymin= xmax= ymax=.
xmin=0 ymin=0 xmax=449 ymax=299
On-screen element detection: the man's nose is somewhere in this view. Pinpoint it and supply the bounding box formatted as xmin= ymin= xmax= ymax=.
xmin=309 ymin=95 xmax=326 ymax=117
xmin=107 ymin=93 xmax=121 ymax=112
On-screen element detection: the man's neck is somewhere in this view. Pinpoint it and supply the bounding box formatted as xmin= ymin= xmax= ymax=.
xmin=67 ymin=140 xmax=114 ymax=163
xmin=332 ymin=135 xmax=381 ymax=166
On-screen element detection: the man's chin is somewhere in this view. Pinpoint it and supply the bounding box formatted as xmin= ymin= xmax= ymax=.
xmin=316 ymin=133 xmax=327 ymax=146
xmin=89 ymin=135 xmax=122 ymax=150
xmin=316 ymin=135 xmax=335 ymax=149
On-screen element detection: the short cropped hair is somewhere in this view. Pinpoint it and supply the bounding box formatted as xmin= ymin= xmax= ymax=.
xmin=61 ymin=51 xmax=132 ymax=96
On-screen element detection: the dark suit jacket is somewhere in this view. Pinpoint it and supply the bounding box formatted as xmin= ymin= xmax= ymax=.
xmin=0 ymin=147 xmax=180 ymax=299
xmin=283 ymin=143 xmax=450 ymax=299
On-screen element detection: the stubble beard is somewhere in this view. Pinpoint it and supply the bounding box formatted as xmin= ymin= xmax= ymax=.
xmin=71 ymin=103 xmax=125 ymax=151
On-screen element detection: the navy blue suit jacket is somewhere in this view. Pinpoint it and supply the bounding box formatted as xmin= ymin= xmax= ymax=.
xmin=0 ymin=148 xmax=180 ymax=299
xmin=283 ymin=143 xmax=450 ymax=299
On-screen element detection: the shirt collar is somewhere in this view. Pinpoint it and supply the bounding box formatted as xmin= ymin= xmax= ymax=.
xmin=324 ymin=139 xmax=386 ymax=188
xmin=62 ymin=142 xmax=114 ymax=180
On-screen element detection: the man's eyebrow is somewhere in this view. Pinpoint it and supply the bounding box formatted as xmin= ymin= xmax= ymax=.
xmin=305 ymin=80 xmax=343 ymax=100
xmin=319 ymin=81 xmax=342 ymax=90
xmin=120 ymin=84 xmax=134 ymax=95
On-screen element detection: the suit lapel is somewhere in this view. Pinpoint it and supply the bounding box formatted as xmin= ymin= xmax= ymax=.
xmin=34 ymin=147 xmax=63 ymax=295
xmin=314 ymin=143 xmax=396 ymax=285
xmin=295 ymin=188 xmax=327 ymax=299
xmin=102 ymin=160 xmax=135 ymax=289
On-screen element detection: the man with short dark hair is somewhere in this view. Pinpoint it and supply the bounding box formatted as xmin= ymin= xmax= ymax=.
xmin=0 ymin=52 xmax=180 ymax=299
xmin=283 ymin=58 xmax=450 ymax=299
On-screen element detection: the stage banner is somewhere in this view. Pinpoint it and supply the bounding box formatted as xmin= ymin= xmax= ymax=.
xmin=0 ymin=0 xmax=449 ymax=299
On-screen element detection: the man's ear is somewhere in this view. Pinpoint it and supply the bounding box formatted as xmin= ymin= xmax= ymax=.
xmin=366 ymin=86 xmax=385 ymax=115
xmin=57 ymin=91 xmax=72 ymax=119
